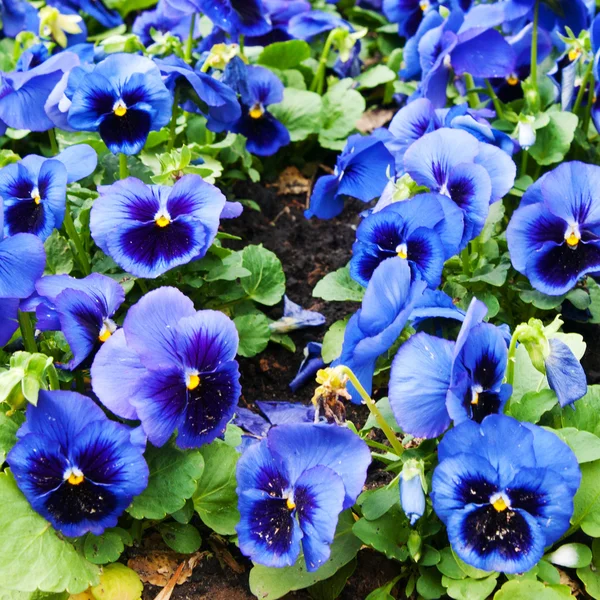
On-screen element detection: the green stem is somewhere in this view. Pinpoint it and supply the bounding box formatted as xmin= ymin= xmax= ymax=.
xmin=463 ymin=73 xmax=479 ymax=109
xmin=137 ymin=279 xmax=148 ymax=295
xmin=167 ymin=86 xmax=180 ymax=151
xmin=521 ymin=150 xmax=529 ymax=177
xmin=47 ymin=364 xmax=60 ymax=391
xmin=184 ymin=13 xmax=196 ymax=64
xmin=63 ymin=204 xmax=91 ymax=275
xmin=530 ymin=0 xmax=539 ymax=94
xmin=18 ymin=311 xmax=37 ymax=353
xmin=119 ymin=153 xmax=129 ymax=180
xmin=583 ymin=75 xmax=596 ymax=133
xmin=239 ymin=34 xmax=246 ymax=60
xmin=573 ymin=58 xmax=594 ymax=115
xmin=48 ymin=129 xmax=59 ymax=155
xmin=505 ymin=331 xmax=520 ymax=387
xmin=461 ymin=247 xmax=471 ymax=276
xmin=310 ymin=29 xmax=336 ymax=95
xmin=484 ymin=79 xmax=504 ymax=120
xmin=339 ymin=366 xmax=404 ymax=456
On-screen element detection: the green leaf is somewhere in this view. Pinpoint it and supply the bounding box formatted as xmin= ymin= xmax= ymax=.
xmin=0 ymin=410 xmax=24 ymax=463
xmin=562 ymin=386 xmax=600 ymax=436
xmin=577 ymin=565 xmax=600 ymax=599
xmin=493 ymin=579 xmax=574 ymax=599
xmin=249 ymin=511 xmax=362 ymax=600
xmin=313 ymin=267 xmax=364 ymax=302
xmin=193 ymin=440 xmax=240 ymax=535
xmin=357 ymin=483 xmax=399 ymax=520
xmin=234 ymin=313 xmax=271 ymax=357
xmin=352 ymin=505 xmax=410 ymax=561
xmin=83 ymin=528 xmax=131 ymax=565
xmin=157 ymin=522 xmax=202 ymax=554
xmin=127 ymin=444 xmax=204 ymax=520
xmin=204 ymin=252 xmax=251 ymax=282
xmin=528 ymin=111 xmax=578 ymax=166
xmin=441 ymin=574 xmax=498 ymax=600
xmin=90 ymin=564 xmax=142 ymax=600
xmin=571 ymin=459 xmax=600 ymax=536
xmin=269 ymin=88 xmax=323 ymax=142
xmin=307 ymin=558 xmax=356 ymax=600
xmin=241 ymin=245 xmax=286 ymax=306
xmin=321 ymin=318 xmax=348 ymax=364
xmin=545 ymin=543 xmax=592 ymax=568
xmin=508 ymin=389 xmax=557 ymax=423
xmin=362 ymin=398 xmax=402 ymax=433
xmin=0 ymin=471 xmax=99 ymax=594
xmin=356 ymin=65 xmax=396 ymax=89
xmin=258 ymin=40 xmax=311 ymax=69
xmin=437 ymin=548 xmax=466 ymax=580
xmin=171 ymin=498 xmax=194 ymax=524
xmin=552 ymin=428 xmax=600 ymax=464
xmin=417 ymin=567 xmax=446 ymax=599
xmin=0 ymin=591 xmax=68 ymax=600
xmin=44 ymin=231 xmax=73 ymax=275
xmin=319 ymin=80 xmax=366 ymax=149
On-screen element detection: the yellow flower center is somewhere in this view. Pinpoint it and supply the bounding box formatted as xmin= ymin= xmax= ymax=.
xmin=492 ymin=496 xmax=508 ymax=512
xmin=187 ymin=374 xmax=200 ymax=390
xmin=506 ymin=74 xmax=519 ymax=86
xmin=396 ymin=243 xmax=408 ymax=260
xmin=565 ymin=226 xmax=581 ymax=248
xmin=419 ymin=0 xmax=430 ymax=10
xmin=155 ymin=215 xmax=170 ymax=228
xmin=113 ymin=99 xmax=127 ymax=117
xmin=68 ymin=472 xmax=84 ymax=485
xmin=98 ymin=329 xmax=112 ymax=342
xmin=33 ymin=194 xmax=41 ymax=205
xmin=569 ymin=48 xmax=581 ymax=62
xmin=471 ymin=390 xmax=479 ymax=405
xmin=249 ymin=103 xmax=265 ymax=119
xmin=286 ymin=497 xmax=296 ymax=510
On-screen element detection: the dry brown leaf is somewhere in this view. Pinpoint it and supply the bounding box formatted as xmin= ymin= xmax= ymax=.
xmin=356 ymin=108 xmax=395 ymax=133
xmin=208 ymin=534 xmax=245 ymax=575
xmin=269 ymin=166 xmax=311 ymax=196
xmin=127 ymin=550 xmax=206 ymax=587
xmin=152 ymin=562 xmax=185 ymax=600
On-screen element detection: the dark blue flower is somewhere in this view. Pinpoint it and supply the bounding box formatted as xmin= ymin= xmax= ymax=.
xmin=8 ymin=390 xmax=148 ymax=537
xmin=0 ymin=52 xmax=78 ymax=132
xmin=404 ymin=128 xmax=515 ymax=248
xmin=155 ymin=56 xmax=241 ymax=134
xmin=16 ymin=44 xmax=50 ymax=72
xmin=389 ymin=299 xmax=510 ymax=438
xmin=306 ymin=134 xmax=394 ymax=220
xmin=290 ymin=342 xmax=326 ymax=392
xmin=230 ymin=65 xmax=289 ymax=156
xmin=29 ymin=273 xmax=125 ymax=369
xmin=383 ymin=0 xmax=440 ymax=39
xmin=0 ymin=145 xmax=97 ymax=242
xmin=336 ymin=258 xmax=427 ymax=402
xmin=431 ymin=415 xmax=580 ymax=573
xmin=236 ymin=423 xmax=370 ymax=570
xmin=67 ymin=53 xmax=172 ymax=155
xmin=260 ymin=0 xmax=310 ymax=39
xmin=91 ymin=287 xmax=241 ymax=449
xmin=90 ymin=175 xmax=225 ymax=279
xmin=133 ymin=0 xmax=198 ymax=46
xmin=350 ymin=193 xmax=463 ymax=289
xmin=507 ymin=161 xmax=600 ymax=296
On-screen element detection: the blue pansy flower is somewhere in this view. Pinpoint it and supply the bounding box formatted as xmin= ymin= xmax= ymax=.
xmin=8 ymin=390 xmax=148 ymax=537
xmin=229 ymin=65 xmax=289 ymax=156
xmin=287 ymin=10 xmax=347 ymax=41
xmin=90 ymin=175 xmax=225 ymax=279
xmin=290 ymin=342 xmax=326 ymax=392
xmin=16 ymin=44 xmax=50 ymax=72
xmin=0 ymin=206 xmax=46 ymax=345
xmin=432 ymin=415 xmax=580 ymax=573
xmin=0 ymin=144 xmax=97 ymax=241
xmin=155 ymin=56 xmax=241 ymax=134
xmin=383 ymin=0 xmax=440 ymax=39
xmin=0 ymin=52 xmax=78 ymax=132
xmin=236 ymin=423 xmax=370 ymax=570
xmin=91 ymin=287 xmax=241 ymax=449
xmin=507 ymin=161 xmax=600 ymax=296
xmin=67 ymin=53 xmax=172 ymax=155
xmin=133 ymin=0 xmax=199 ymax=46
xmin=1 ymin=0 xmax=38 ymax=37
xmin=269 ymin=296 xmax=326 ymax=333
xmin=404 ymin=128 xmax=516 ymax=248
xmin=350 ymin=193 xmax=463 ymax=289
xmin=389 ymin=298 xmax=511 ymax=439
xmin=306 ymin=134 xmax=394 ymax=220
xmin=27 ymin=273 xmax=125 ymax=369
xmin=260 ymin=0 xmax=310 ymax=40
xmin=336 ymin=258 xmax=427 ymax=402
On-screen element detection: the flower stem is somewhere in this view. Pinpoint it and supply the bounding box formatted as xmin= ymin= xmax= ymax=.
xmin=18 ymin=311 xmax=37 ymax=353
xmin=239 ymin=34 xmax=246 ymax=60
xmin=167 ymin=86 xmax=180 ymax=151
xmin=47 ymin=363 xmax=60 ymax=391
xmin=530 ymin=0 xmax=539 ymax=95
xmin=573 ymin=60 xmax=595 ymax=116
xmin=63 ymin=204 xmax=91 ymax=275
xmin=521 ymin=149 xmax=529 ymax=176
xmin=184 ymin=13 xmax=196 ymax=64
xmin=119 ymin=153 xmax=129 ymax=180
xmin=505 ymin=331 xmax=520 ymax=387
xmin=464 ymin=73 xmax=479 ymax=109
xmin=310 ymin=29 xmax=336 ymax=95
xmin=484 ymin=79 xmax=504 ymax=120
xmin=48 ymin=128 xmax=59 ymax=155
xmin=137 ymin=279 xmax=148 ymax=295
xmin=339 ymin=366 xmax=404 ymax=456
xmin=583 ymin=75 xmax=596 ymax=133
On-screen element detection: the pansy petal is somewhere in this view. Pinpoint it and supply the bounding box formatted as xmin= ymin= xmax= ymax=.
xmin=305 ymin=174 xmax=342 ymax=220
xmin=452 ymin=28 xmax=516 ymax=78
xmin=0 ymin=234 xmax=46 ymax=299
xmin=474 ymin=143 xmax=517 ymax=203
xmin=0 ymin=298 xmax=19 ymax=346
xmin=545 ymin=338 xmax=587 ymax=407
xmin=54 ymin=144 xmax=98 ymax=183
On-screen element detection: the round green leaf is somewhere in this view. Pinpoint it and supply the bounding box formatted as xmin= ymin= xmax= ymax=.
xmin=90 ymin=564 xmax=142 ymax=600
xmin=241 ymin=245 xmax=286 ymax=306
xmin=157 ymin=522 xmax=202 ymax=554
